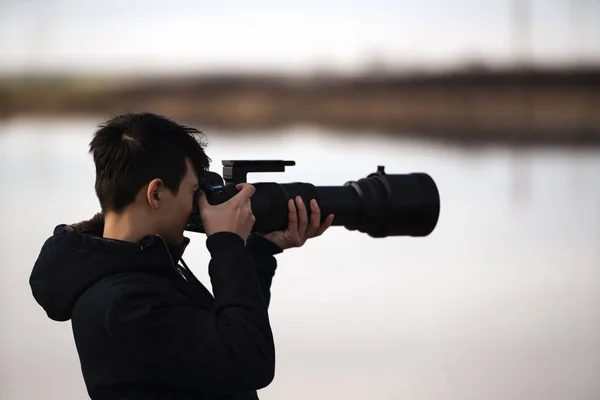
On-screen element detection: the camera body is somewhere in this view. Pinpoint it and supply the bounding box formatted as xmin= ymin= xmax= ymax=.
xmin=200 ymin=160 xmax=295 ymax=205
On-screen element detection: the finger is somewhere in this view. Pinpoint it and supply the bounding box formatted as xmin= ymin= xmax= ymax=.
xmin=287 ymin=198 xmax=298 ymax=233
xmin=234 ymin=183 xmax=256 ymax=202
xmin=314 ymin=214 xmax=335 ymax=237
xmin=296 ymin=196 xmax=308 ymax=235
xmin=196 ymin=189 xmax=210 ymax=208
xmin=307 ymin=199 xmax=321 ymax=237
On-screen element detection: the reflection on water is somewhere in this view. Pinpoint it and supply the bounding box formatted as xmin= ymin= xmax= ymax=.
xmin=1 ymin=117 xmax=599 ymax=400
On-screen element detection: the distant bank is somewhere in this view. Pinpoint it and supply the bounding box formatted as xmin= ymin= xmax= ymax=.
xmin=1 ymin=68 xmax=599 ymax=146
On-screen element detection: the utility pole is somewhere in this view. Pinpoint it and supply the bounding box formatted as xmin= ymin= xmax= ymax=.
xmin=511 ymin=0 xmax=531 ymax=69
xmin=509 ymin=0 xmax=533 ymax=209
xmin=569 ymin=0 xmax=589 ymax=67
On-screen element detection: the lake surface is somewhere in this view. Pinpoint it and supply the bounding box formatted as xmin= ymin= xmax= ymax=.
xmin=1 ymin=117 xmax=599 ymax=400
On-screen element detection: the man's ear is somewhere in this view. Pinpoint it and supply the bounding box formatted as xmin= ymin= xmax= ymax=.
xmin=146 ymin=178 xmax=164 ymax=209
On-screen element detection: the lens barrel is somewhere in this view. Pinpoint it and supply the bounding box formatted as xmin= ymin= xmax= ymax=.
xmin=187 ymin=167 xmax=440 ymax=238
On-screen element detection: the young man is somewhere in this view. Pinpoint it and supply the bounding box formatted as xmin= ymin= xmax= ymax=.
xmin=29 ymin=113 xmax=334 ymax=399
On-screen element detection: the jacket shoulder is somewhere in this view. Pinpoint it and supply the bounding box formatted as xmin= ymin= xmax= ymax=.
xmin=71 ymin=272 xmax=190 ymax=332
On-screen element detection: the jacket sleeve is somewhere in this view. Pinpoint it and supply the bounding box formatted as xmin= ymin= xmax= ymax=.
xmin=245 ymin=233 xmax=283 ymax=308
xmin=107 ymin=232 xmax=275 ymax=394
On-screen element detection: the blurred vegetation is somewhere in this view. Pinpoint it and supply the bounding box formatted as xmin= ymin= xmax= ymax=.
xmin=1 ymin=67 xmax=599 ymax=146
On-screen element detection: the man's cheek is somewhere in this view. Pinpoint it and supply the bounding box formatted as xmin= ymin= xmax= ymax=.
xmin=182 ymin=206 xmax=193 ymax=226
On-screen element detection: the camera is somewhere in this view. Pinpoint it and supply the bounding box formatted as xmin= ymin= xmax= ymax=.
xmin=186 ymin=160 xmax=440 ymax=238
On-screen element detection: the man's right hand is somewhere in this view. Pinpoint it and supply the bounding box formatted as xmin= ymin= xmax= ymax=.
xmin=198 ymin=183 xmax=256 ymax=240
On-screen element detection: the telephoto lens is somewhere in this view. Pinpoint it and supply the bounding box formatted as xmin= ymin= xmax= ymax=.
xmin=186 ymin=161 xmax=440 ymax=238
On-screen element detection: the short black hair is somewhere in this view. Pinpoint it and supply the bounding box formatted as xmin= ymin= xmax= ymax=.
xmin=89 ymin=112 xmax=211 ymax=212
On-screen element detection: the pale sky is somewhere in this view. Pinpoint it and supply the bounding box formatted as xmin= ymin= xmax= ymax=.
xmin=0 ymin=0 xmax=599 ymax=75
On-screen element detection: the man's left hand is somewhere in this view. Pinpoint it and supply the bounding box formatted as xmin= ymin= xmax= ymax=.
xmin=259 ymin=196 xmax=334 ymax=250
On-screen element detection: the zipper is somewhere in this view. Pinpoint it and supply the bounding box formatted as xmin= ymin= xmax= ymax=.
xmin=154 ymin=235 xmax=215 ymax=306
xmin=156 ymin=235 xmax=188 ymax=282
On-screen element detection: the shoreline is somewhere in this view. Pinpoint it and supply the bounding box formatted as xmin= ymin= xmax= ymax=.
xmin=1 ymin=68 xmax=599 ymax=146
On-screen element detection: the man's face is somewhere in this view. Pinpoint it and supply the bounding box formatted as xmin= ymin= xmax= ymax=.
xmin=154 ymin=159 xmax=199 ymax=246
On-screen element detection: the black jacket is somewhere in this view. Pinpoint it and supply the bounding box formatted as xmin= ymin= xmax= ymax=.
xmin=29 ymin=213 xmax=283 ymax=400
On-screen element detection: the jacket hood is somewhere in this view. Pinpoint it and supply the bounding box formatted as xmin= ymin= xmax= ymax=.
xmin=29 ymin=213 xmax=190 ymax=322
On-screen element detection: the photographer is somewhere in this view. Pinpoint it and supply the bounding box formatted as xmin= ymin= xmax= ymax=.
xmin=29 ymin=113 xmax=334 ymax=399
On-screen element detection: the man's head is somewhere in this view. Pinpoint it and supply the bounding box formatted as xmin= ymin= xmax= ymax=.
xmin=89 ymin=112 xmax=210 ymax=245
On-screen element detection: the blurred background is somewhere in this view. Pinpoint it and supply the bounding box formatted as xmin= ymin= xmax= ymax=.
xmin=1 ymin=0 xmax=599 ymax=399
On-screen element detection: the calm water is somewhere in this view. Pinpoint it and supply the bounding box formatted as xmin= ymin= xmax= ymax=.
xmin=1 ymin=117 xmax=599 ymax=400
